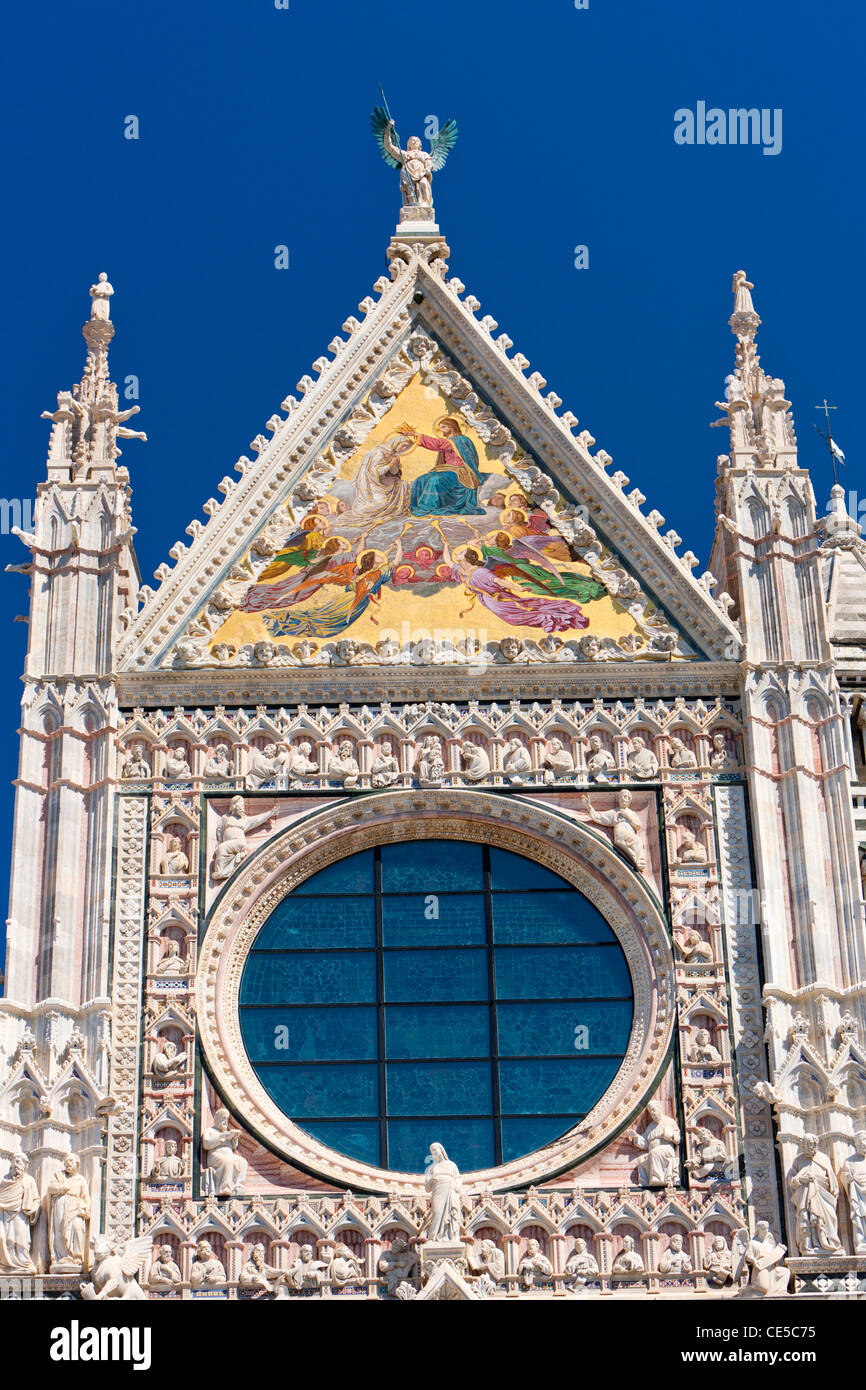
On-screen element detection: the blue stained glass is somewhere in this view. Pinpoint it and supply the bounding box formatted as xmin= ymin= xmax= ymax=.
xmin=387 ymin=1118 xmax=496 ymax=1173
xmin=492 ymin=892 xmax=615 ymax=945
xmin=382 ymin=894 xmax=486 ymax=946
xmin=235 ymin=841 xmax=636 ymax=1175
xmin=252 ymin=896 xmax=375 ymax=949
xmin=501 ymin=1117 xmax=576 ymax=1161
xmin=260 ymin=1063 xmax=379 ymax=1117
xmin=385 ymin=1004 xmax=490 ymax=1059
xmin=494 ymin=945 xmax=632 ymax=1000
xmin=300 ymin=1120 xmax=381 ymax=1166
xmin=381 ymin=840 xmax=482 ymax=892
xmin=240 ymin=952 xmax=376 ymax=1006
xmin=293 ymin=851 xmax=375 ymax=895
xmin=384 ymin=949 xmax=488 ymax=1002
xmin=498 ymin=1057 xmax=622 ymax=1114
xmin=240 ymin=1006 xmax=378 ymax=1062
xmin=489 ymin=848 xmax=572 ymax=892
xmin=386 ymin=1061 xmax=493 ymax=1115
xmin=384 ymin=1003 xmax=490 ymax=1060
xmin=496 ymin=1001 xmax=632 ymax=1057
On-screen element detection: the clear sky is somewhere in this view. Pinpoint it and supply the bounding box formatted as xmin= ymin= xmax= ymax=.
xmin=0 ymin=0 xmax=863 ymax=971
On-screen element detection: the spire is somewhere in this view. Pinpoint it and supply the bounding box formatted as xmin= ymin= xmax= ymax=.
xmin=710 ymin=270 xmax=797 ymax=471
xmin=821 ymin=482 xmax=863 ymax=549
xmin=40 ymin=272 xmax=146 ymax=482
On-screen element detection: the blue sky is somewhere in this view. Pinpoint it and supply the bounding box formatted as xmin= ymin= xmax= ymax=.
xmin=0 ymin=0 xmax=864 ymax=967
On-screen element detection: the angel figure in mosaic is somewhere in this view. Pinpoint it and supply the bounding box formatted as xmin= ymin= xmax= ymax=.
xmin=371 ymin=106 xmax=458 ymax=208
xmin=437 ymin=530 xmax=604 ymax=635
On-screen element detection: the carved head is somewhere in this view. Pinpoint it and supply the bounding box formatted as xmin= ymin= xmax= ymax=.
xmin=164 ymin=1140 xmax=178 ymax=1155
xmin=622 ymin=1236 xmax=634 ymax=1252
xmin=617 ymin=789 xmax=633 ymax=808
xmin=407 ymin=136 xmax=422 ymax=151
xmin=214 ymin=1108 xmax=231 ymax=1131
xmin=669 ymin=1234 xmax=684 ymax=1252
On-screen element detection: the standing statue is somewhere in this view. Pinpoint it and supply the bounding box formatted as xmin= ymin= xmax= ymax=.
xmin=201 ymin=1108 xmax=247 ymax=1196
xmin=47 ymin=1153 xmax=91 ymax=1271
xmin=211 ymin=796 xmax=274 ymax=882
xmin=423 ymin=1142 xmax=462 ymax=1242
xmin=840 ymin=1130 xmax=866 ymax=1255
xmin=627 ymin=1099 xmax=681 ymax=1186
xmin=788 ymin=1133 xmax=842 ymax=1254
xmin=0 ymin=1154 xmax=39 ymax=1273
xmin=371 ymin=103 xmax=458 ymax=212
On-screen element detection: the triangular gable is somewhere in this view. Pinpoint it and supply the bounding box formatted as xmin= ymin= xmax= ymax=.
xmin=118 ymin=246 xmax=740 ymax=671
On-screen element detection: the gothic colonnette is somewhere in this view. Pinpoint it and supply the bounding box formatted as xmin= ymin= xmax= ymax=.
xmin=0 ymin=121 xmax=865 ymax=1301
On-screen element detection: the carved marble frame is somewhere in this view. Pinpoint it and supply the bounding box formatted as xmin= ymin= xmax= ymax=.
xmin=196 ymin=788 xmax=676 ymax=1193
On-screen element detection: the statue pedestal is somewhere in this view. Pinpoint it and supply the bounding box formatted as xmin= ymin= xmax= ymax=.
xmin=419 ymin=1239 xmax=467 ymax=1274
xmin=393 ymin=206 xmax=441 ymax=243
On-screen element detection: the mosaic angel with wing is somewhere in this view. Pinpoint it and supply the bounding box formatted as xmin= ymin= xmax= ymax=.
xmin=371 ymin=105 xmax=458 ymax=208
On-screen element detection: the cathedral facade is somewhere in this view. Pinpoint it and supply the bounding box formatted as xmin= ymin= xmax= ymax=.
xmin=1 ymin=165 xmax=865 ymax=1300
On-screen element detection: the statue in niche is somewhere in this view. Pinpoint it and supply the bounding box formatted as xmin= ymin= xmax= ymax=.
xmin=371 ymin=740 xmax=400 ymax=788
xmin=154 ymin=939 xmax=186 ymax=976
xmin=612 ymin=1235 xmax=644 ymax=1273
xmin=627 ymin=1099 xmax=681 ymax=1186
xmin=468 ymin=1238 xmax=506 ymax=1284
xmin=150 ymin=1140 xmax=184 ymax=1183
xmin=189 ymin=1239 xmax=226 ymax=1287
xmin=627 ymin=736 xmax=659 ymax=781
xmin=674 ymin=927 xmax=713 ymax=963
xmin=733 ymin=1222 xmax=790 ymax=1297
xmin=710 ymin=733 xmax=735 ymax=770
xmin=659 ymin=1233 xmax=692 ymax=1274
xmin=121 ymin=745 xmax=150 ymax=779
xmin=239 ymin=1243 xmax=286 ymax=1294
xmin=287 ymin=741 xmax=319 ymax=779
xmin=502 ymin=738 xmax=532 ymax=785
xmin=424 ymin=1142 xmax=462 ymax=1242
xmin=287 ymin=1243 xmax=327 ymax=1292
xmin=581 ymin=789 xmax=646 ymax=871
xmin=788 ymin=1133 xmax=842 ymax=1254
xmin=518 ymin=1237 xmax=553 ymax=1288
xmin=678 ymin=828 xmax=707 ymax=864
xmin=160 ymin=836 xmax=189 ymax=876
xmin=329 ymin=1242 xmax=364 ymax=1286
xmin=541 ymin=736 xmax=575 ymax=782
xmin=460 ymin=741 xmax=490 ymax=783
xmin=328 ymin=739 xmax=360 ymax=788
xmin=840 ymin=1131 xmax=866 ymax=1255
xmin=248 ymin=742 xmax=286 ymax=789
xmin=211 ymin=796 xmax=274 ymax=882
xmin=378 ymin=1234 xmax=418 ymax=1296
xmin=203 ymin=743 xmax=233 ymax=779
xmin=147 ymin=1244 xmax=182 ymax=1289
xmin=585 ymin=734 xmax=616 ymax=782
xmin=417 ymin=736 xmax=446 ymax=788
xmin=689 ymin=1028 xmax=722 ymax=1064
xmin=0 ymin=1154 xmax=39 ymax=1273
xmin=164 ymin=745 xmax=191 ymax=779
xmin=564 ymin=1237 xmax=599 ymax=1289
xmin=686 ymin=1126 xmax=728 ymax=1180
xmin=151 ymin=1039 xmax=186 ymax=1080
xmin=668 ymin=736 xmax=698 ymax=770
xmin=47 ymin=1153 xmax=91 ymax=1272
xmin=202 ymin=1109 xmax=247 ymax=1196
xmin=703 ymin=1234 xmax=733 ymax=1286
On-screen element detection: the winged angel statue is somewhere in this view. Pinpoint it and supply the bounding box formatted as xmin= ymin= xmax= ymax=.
xmin=371 ymin=105 xmax=458 ymax=209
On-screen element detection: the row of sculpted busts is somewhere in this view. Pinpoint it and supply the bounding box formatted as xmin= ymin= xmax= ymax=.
xmin=0 ymin=1152 xmax=91 ymax=1275
xmin=787 ymin=1131 xmax=866 ymax=1257
xmin=146 ymin=1236 xmax=366 ymax=1294
xmin=121 ymin=728 xmax=739 ymax=789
